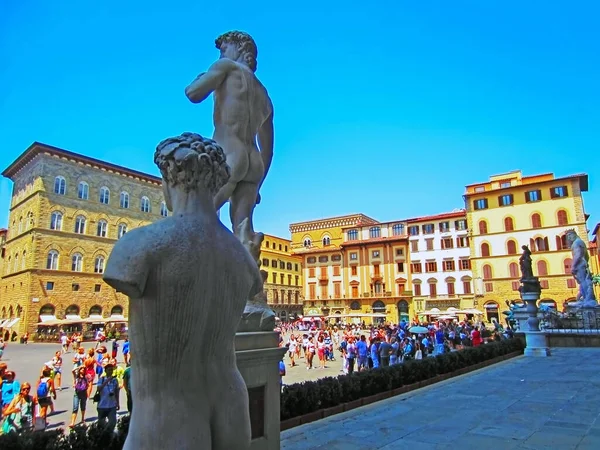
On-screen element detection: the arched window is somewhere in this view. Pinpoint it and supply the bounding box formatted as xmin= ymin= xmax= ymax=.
xmin=21 ymin=250 xmax=26 ymax=270
xmin=5 ymin=256 xmax=10 ymax=274
xmin=110 ymin=305 xmax=124 ymax=317
xmin=372 ymin=300 xmax=385 ymax=313
xmin=140 ymin=196 xmax=151 ymax=213
xmin=71 ymin=253 xmax=83 ymax=272
xmin=160 ymin=202 xmax=168 ymax=217
xmin=13 ymin=253 xmax=19 ymax=272
xmin=303 ymin=238 xmax=311 ymax=248
xmin=557 ymin=210 xmax=568 ymax=226
xmin=97 ymin=220 xmax=108 ymax=237
xmin=392 ymin=224 xmax=405 ymax=236
xmin=350 ymin=301 xmax=361 ymax=310
xmin=539 ymin=299 xmax=557 ymax=310
xmin=39 ymin=304 xmax=55 ymax=317
xmin=322 ymin=236 xmax=331 ymax=246
xmin=46 ymin=250 xmax=59 ymax=270
xmin=118 ymin=223 xmax=128 ymax=238
xmin=478 ymin=220 xmax=488 ymax=234
xmin=556 ymin=234 xmax=568 ymax=250
xmin=504 ymin=217 xmax=514 ymax=232
xmin=482 ymin=264 xmax=493 ymax=280
xmin=369 ymin=227 xmax=381 ymax=238
xmin=66 ymin=304 xmax=80 ymax=317
xmin=89 ymin=305 xmax=103 ymax=317
xmin=120 ymin=192 xmax=130 ymax=209
xmin=78 ymin=182 xmax=89 ymax=200
xmin=347 ymin=229 xmax=358 ymax=240
xmin=397 ymin=300 xmax=409 ymax=314
xmin=531 ymin=236 xmax=549 ymax=252
xmin=18 ymin=217 xmax=23 ymax=234
xmin=484 ymin=301 xmax=499 ymax=322
xmin=99 ymin=186 xmax=110 ymax=204
xmin=509 ymin=262 xmax=519 ymax=278
xmin=537 ymin=260 xmax=548 ymax=276
xmin=506 ymin=240 xmax=517 ymax=255
xmin=50 ymin=211 xmax=63 ymax=230
xmin=74 ymin=215 xmax=86 ymax=234
xmin=94 ymin=256 xmax=105 ymax=274
xmin=54 ymin=176 xmax=66 ymax=195
xmin=26 ymin=212 xmax=33 ymax=230
xmin=563 ymin=258 xmax=572 ymax=273
xmin=531 ymin=213 xmax=542 ymax=229
xmin=481 ymin=242 xmax=490 ymax=257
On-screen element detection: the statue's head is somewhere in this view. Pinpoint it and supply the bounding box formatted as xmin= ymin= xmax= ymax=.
xmin=215 ymin=31 xmax=258 ymax=72
xmin=154 ymin=132 xmax=230 ymax=207
xmin=564 ymin=229 xmax=578 ymax=245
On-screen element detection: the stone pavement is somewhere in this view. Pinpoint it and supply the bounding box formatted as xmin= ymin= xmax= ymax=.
xmin=281 ymin=348 xmax=600 ymax=449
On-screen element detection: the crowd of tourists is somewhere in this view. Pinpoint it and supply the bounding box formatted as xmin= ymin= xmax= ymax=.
xmin=0 ymin=331 xmax=132 ymax=435
xmin=280 ymin=318 xmax=512 ymax=376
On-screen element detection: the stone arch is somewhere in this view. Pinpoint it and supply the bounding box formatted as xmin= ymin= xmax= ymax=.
xmin=88 ymin=304 xmax=103 ymax=318
xmin=110 ymin=305 xmax=124 ymax=316
xmin=68 ymin=208 xmax=89 ymax=220
xmin=68 ymin=245 xmax=87 ymax=257
xmin=39 ymin=303 xmax=56 ymax=317
xmin=350 ymin=301 xmax=361 ymax=310
xmin=65 ymin=304 xmax=80 ymax=316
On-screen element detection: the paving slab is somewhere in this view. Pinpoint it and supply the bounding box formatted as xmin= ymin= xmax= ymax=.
xmin=281 ymin=348 xmax=600 ymax=449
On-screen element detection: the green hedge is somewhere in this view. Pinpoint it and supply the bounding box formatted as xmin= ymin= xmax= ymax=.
xmin=280 ymin=338 xmax=524 ymax=420
xmin=0 ymin=415 xmax=129 ymax=450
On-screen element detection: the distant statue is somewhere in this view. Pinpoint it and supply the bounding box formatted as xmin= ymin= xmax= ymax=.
xmin=565 ymin=230 xmax=597 ymax=306
xmin=103 ymin=133 xmax=260 ymax=450
xmin=185 ymin=31 xmax=274 ymax=266
xmin=519 ymin=245 xmax=534 ymax=279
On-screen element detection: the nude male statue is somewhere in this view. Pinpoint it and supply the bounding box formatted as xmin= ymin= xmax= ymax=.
xmin=566 ymin=230 xmax=597 ymax=307
xmin=185 ymin=31 xmax=273 ymax=265
xmin=103 ymin=133 xmax=260 ymax=449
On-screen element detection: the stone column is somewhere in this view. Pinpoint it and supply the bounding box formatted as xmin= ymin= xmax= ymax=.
xmin=520 ymin=277 xmax=551 ymax=357
xmin=236 ymin=331 xmax=286 ymax=450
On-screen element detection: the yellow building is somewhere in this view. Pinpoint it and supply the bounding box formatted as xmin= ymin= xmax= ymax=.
xmin=259 ymin=233 xmax=303 ymax=321
xmin=464 ymin=170 xmax=589 ymax=321
xmin=290 ymin=214 xmax=414 ymax=324
xmin=0 ymin=142 xmax=166 ymax=336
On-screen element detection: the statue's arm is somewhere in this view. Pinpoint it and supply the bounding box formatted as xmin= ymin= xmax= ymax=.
xmin=103 ymin=231 xmax=151 ymax=299
xmin=185 ymin=59 xmax=233 ymax=103
xmin=257 ymin=105 xmax=274 ymax=187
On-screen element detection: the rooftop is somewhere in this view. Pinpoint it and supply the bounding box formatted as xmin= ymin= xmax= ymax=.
xmin=465 ymin=170 xmax=589 ymax=195
xmin=2 ymin=141 xmax=162 ymax=185
xmin=289 ymin=214 xmax=379 ymax=233
xmin=405 ymin=209 xmax=466 ymax=223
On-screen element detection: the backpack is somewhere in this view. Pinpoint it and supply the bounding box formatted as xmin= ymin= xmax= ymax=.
xmin=75 ymin=377 xmax=88 ymax=392
xmin=37 ymin=379 xmax=49 ymax=398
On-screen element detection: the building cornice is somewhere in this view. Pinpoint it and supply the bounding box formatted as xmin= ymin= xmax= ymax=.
xmin=3 ymin=142 xmax=162 ymax=186
xmin=289 ymin=213 xmax=379 ymax=233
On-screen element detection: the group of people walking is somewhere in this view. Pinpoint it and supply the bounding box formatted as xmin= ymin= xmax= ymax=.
xmin=0 ymin=334 xmax=132 ymax=436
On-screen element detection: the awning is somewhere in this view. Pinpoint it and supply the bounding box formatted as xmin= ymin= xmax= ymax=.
xmin=83 ymin=314 xmax=107 ymax=323
xmin=37 ymin=315 xmax=61 ymax=326
xmin=0 ymin=319 xmax=9 ymax=327
xmin=107 ymin=315 xmax=128 ymax=322
xmin=63 ymin=315 xmax=83 ymax=324
xmin=4 ymin=318 xmax=20 ymax=329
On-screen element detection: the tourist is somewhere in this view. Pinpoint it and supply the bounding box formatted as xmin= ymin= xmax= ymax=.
xmin=370 ymin=337 xmax=380 ymax=369
xmin=51 ymin=351 xmax=63 ymax=391
xmin=317 ymin=335 xmax=327 ymax=369
xmin=94 ymin=363 xmax=120 ymax=430
xmin=390 ymin=337 xmax=400 ymax=365
xmin=471 ymin=327 xmax=482 ymax=347
xmin=379 ymin=338 xmax=392 ymax=367
xmin=35 ymin=368 xmax=56 ymax=425
xmin=71 ymin=347 xmax=86 ymax=383
xmin=1 ymin=370 xmax=20 ymax=408
xmin=123 ymin=358 xmax=132 ymax=413
xmin=83 ymin=349 xmax=99 ymax=398
xmin=60 ymin=333 xmax=69 ymax=354
xmin=69 ymin=367 xmax=89 ymax=427
xmin=111 ymin=339 xmax=119 ymax=359
xmin=1 ymin=382 xmax=34 ymax=434
xmin=122 ymin=338 xmax=130 ymax=365
xmin=306 ymin=336 xmax=315 ymax=370
xmin=356 ymin=335 xmax=369 ymax=371
xmin=278 ymin=358 xmax=285 ymax=392
xmin=287 ymin=335 xmax=298 ymax=367
xmin=346 ymin=337 xmax=357 ymax=374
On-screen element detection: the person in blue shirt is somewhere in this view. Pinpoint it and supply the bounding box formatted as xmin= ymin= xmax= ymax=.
xmin=435 ymin=328 xmax=445 ymax=355
xmin=355 ymin=335 xmax=368 ymax=371
xmin=278 ymin=359 xmax=286 ymax=391
xmin=122 ymin=339 xmax=130 ymax=365
xmin=1 ymin=370 xmax=20 ymax=408
xmin=370 ymin=338 xmax=380 ymax=369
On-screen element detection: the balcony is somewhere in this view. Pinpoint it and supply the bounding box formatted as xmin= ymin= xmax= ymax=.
xmin=383 ymin=291 xmax=393 ymax=297
xmin=362 ymin=293 xmax=371 ymax=298
xmin=318 ymin=274 xmax=328 ymax=285
xmin=370 ymin=272 xmax=383 ymax=281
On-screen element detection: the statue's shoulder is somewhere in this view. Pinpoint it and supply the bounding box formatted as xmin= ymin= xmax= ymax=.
xmin=210 ymin=58 xmax=238 ymax=72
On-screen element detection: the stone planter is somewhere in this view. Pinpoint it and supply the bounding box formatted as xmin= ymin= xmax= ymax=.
xmin=280 ymin=416 xmax=301 ymax=431
xmin=343 ymin=399 xmax=363 ymax=412
xmin=299 ymin=410 xmax=323 ymax=425
xmin=322 ymin=404 xmax=344 ymax=418
xmin=362 ymin=391 xmax=390 ymax=406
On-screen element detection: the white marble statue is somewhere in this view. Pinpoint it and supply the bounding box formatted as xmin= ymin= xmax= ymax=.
xmin=566 ymin=229 xmax=597 ymax=307
xmin=103 ymin=133 xmax=260 ymax=449
xmin=185 ymin=30 xmax=274 ymax=266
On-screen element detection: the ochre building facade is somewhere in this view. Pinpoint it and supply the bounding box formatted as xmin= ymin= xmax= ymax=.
xmin=259 ymin=234 xmax=303 ymax=321
xmin=465 ymin=170 xmax=590 ymax=321
xmin=0 ymin=142 xmax=167 ymax=336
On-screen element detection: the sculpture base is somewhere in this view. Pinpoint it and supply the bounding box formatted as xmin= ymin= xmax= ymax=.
xmin=238 ymin=300 xmax=277 ymax=332
xmin=236 ymin=331 xmax=286 ymax=450
xmin=567 ymin=300 xmax=599 ymax=309
xmin=523 ymin=331 xmax=551 ymax=357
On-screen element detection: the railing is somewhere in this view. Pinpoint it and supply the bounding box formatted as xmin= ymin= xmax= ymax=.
xmin=540 ymin=308 xmax=600 ymax=333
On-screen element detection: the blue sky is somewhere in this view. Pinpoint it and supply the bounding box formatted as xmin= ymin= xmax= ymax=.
xmin=1 ymin=1 xmax=598 ymax=238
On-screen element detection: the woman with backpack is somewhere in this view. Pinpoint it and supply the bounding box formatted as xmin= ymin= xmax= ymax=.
xmin=94 ymin=363 xmax=120 ymax=430
xmin=1 ymin=382 xmax=34 ymax=434
xmin=35 ymin=369 xmax=56 ymax=425
xmin=69 ymin=367 xmax=89 ymax=427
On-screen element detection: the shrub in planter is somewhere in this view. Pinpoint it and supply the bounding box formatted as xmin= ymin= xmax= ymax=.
xmin=317 ymin=376 xmax=343 ymax=409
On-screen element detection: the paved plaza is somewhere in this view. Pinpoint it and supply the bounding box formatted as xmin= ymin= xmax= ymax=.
xmin=282 ymin=348 xmax=600 ymax=450
xmin=1 ymin=342 xmax=128 ymax=430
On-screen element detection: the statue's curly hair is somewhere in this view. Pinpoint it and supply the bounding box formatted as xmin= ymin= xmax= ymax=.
xmin=215 ymin=30 xmax=258 ymax=72
xmin=154 ymin=132 xmax=230 ymax=195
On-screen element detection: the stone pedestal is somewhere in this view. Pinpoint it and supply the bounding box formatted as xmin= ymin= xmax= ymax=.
xmin=236 ymin=331 xmax=287 ymax=450
xmin=520 ymin=279 xmax=551 ymax=357
xmin=523 ymin=331 xmax=551 ymax=357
